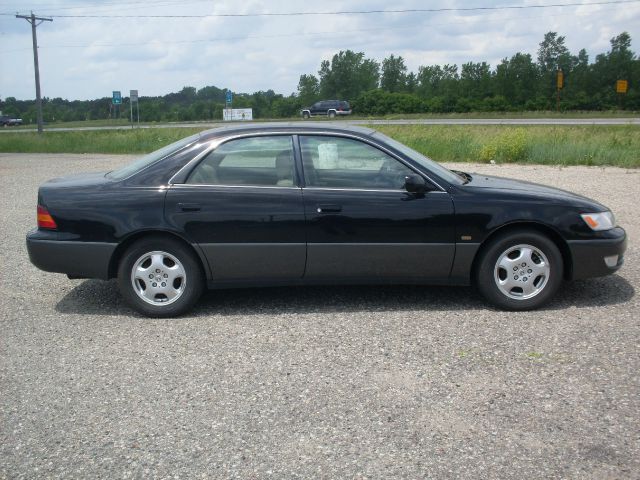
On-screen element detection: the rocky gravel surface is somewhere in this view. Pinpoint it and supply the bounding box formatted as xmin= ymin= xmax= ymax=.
xmin=1 ymin=153 xmax=638 ymax=479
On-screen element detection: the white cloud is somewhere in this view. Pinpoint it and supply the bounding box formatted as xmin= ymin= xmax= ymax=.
xmin=0 ymin=0 xmax=638 ymax=100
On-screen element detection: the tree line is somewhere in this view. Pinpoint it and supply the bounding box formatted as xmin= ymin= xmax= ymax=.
xmin=0 ymin=31 xmax=637 ymax=123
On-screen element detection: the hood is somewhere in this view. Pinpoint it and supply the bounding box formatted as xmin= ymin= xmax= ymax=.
xmin=464 ymin=173 xmax=607 ymax=210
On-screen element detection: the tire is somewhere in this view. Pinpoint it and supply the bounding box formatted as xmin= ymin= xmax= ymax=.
xmin=475 ymin=230 xmax=563 ymax=311
xmin=302 ymin=111 xmax=310 ymax=119
xmin=117 ymin=236 xmax=204 ymax=317
xmin=328 ymin=110 xmax=336 ymax=118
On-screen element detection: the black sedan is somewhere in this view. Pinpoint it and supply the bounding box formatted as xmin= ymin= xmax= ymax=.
xmin=27 ymin=123 xmax=627 ymax=317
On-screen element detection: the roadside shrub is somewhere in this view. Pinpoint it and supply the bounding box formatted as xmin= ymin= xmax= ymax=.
xmin=479 ymin=95 xmax=510 ymax=112
xmin=478 ymin=128 xmax=529 ymax=163
xmin=354 ymin=90 xmax=424 ymax=115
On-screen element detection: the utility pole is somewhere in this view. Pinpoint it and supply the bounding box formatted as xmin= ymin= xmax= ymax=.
xmin=16 ymin=12 xmax=52 ymax=134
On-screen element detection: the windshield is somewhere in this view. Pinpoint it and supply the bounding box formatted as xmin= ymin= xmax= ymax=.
xmin=107 ymin=133 xmax=200 ymax=181
xmin=372 ymin=131 xmax=465 ymax=186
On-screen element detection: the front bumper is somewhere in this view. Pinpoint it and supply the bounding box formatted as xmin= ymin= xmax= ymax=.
xmin=567 ymin=227 xmax=627 ymax=280
xmin=26 ymin=229 xmax=116 ymax=280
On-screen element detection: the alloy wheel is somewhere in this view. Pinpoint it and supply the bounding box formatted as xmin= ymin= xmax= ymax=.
xmin=493 ymin=244 xmax=550 ymax=300
xmin=130 ymin=250 xmax=186 ymax=306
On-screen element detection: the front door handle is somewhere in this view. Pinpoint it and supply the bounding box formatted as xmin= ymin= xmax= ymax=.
xmin=316 ymin=204 xmax=342 ymax=213
xmin=178 ymin=202 xmax=201 ymax=212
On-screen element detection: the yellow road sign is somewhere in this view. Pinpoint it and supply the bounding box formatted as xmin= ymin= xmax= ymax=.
xmin=616 ymin=80 xmax=628 ymax=94
xmin=556 ymin=70 xmax=564 ymax=90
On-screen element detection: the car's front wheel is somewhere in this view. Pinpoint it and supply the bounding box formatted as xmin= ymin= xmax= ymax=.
xmin=302 ymin=111 xmax=310 ymax=119
xmin=475 ymin=230 xmax=563 ymax=310
xmin=328 ymin=110 xmax=336 ymax=118
xmin=117 ymin=237 xmax=204 ymax=317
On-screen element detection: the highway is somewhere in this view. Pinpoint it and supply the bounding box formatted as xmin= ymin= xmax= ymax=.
xmin=1 ymin=117 xmax=639 ymax=133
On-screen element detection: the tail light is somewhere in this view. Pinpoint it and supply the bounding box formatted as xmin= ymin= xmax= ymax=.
xmin=37 ymin=205 xmax=57 ymax=229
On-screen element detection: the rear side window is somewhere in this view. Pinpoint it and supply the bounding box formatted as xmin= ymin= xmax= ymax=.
xmin=186 ymin=136 xmax=296 ymax=187
xmin=300 ymin=135 xmax=414 ymax=190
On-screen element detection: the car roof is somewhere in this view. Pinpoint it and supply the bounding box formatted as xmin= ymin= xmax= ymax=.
xmin=198 ymin=122 xmax=375 ymax=141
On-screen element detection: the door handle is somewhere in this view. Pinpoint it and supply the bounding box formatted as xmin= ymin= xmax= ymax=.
xmin=316 ymin=204 xmax=342 ymax=213
xmin=178 ymin=203 xmax=201 ymax=212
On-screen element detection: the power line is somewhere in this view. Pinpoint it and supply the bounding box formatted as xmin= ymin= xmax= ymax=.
xmin=2 ymin=0 xmax=639 ymax=18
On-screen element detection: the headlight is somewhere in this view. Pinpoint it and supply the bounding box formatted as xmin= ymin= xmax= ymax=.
xmin=580 ymin=211 xmax=616 ymax=231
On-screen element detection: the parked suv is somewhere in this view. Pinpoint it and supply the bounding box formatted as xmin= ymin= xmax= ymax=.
xmin=0 ymin=115 xmax=22 ymax=126
xmin=301 ymin=100 xmax=351 ymax=119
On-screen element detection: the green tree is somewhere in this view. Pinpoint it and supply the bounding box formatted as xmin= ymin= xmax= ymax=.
xmin=318 ymin=50 xmax=379 ymax=100
xmin=537 ymin=32 xmax=570 ymax=73
xmin=381 ymin=54 xmax=408 ymax=92
xmin=416 ymin=64 xmax=459 ymax=97
xmin=297 ymin=74 xmax=320 ymax=105
xmin=495 ymin=53 xmax=539 ymax=107
xmin=591 ymin=32 xmax=637 ymax=107
xmin=537 ymin=32 xmax=572 ymax=102
xmin=608 ymin=32 xmax=635 ymax=78
xmin=460 ymin=62 xmax=493 ymax=100
xmin=405 ymin=72 xmax=418 ymax=93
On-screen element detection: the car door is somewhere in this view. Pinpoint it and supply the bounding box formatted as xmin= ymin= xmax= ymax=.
xmin=299 ymin=134 xmax=456 ymax=281
xmin=165 ymin=135 xmax=306 ymax=282
xmin=311 ymin=102 xmax=326 ymax=116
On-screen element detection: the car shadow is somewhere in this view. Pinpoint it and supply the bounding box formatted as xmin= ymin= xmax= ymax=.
xmin=55 ymin=275 xmax=635 ymax=318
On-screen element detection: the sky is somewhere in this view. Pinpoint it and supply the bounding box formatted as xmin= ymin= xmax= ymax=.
xmin=0 ymin=0 xmax=639 ymax=100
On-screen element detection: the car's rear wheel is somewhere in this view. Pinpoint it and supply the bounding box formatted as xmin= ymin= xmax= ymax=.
xmin=328 ymin=110 xmax=336 ymax=118
xmin=302 ymin=111 xmax=310 ymax=119
xmin=117 ymin=237 xmax=204 ymax=317
xmin=475 ymin=230 xmax=563 ymax=310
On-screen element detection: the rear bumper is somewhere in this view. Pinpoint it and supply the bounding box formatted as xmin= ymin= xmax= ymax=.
xmin=26 ymin=229 xmax=116 ymax=280
xmin=567 ymin=227 xmax=627 ymax=280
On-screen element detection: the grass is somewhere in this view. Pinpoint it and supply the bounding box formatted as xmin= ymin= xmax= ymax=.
xmin=0 ymin=128 xmax=206 ymax=154
xmin=0 ymin=124 xmax=638 ymax=167
xmin=354 ymin=110 xmax=639 ymax=120
xmin=525 ymin=352 xmax=544 ymax=359
xmin=373 ymin=125 xmax=640 ymax=168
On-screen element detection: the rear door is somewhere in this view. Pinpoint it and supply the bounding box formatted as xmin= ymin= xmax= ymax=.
xmin=299 ymin=135 xmax=456 ymax=281
xmin=165 ymin=135 xmax=306 ymax=282
xmin=311 ymin=102 xmax=326 ymax=116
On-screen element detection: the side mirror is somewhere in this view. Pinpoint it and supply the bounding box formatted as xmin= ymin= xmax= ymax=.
xmin=404 ymin=174 xmax=428 ymax=194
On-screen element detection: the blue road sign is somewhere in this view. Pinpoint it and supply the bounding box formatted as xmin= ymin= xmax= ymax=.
xmin=112 ymin=91 xmax=122 ymax=105
xmin=225 ymin=91 xmax=233 ymax=104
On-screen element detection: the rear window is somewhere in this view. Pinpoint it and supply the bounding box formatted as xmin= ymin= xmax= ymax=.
xmin=107 ymin=134 xmax=200 ymax=181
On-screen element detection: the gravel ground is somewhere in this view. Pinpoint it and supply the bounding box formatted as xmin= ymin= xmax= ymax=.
xmin=1 ymin=153 xmax=638 ymax=479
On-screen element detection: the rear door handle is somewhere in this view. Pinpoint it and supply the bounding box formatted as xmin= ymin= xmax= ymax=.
xmin=178 ymin=202 xmax=201 ymax=212
xmin=316 ymin=204 xmax=342 ymax=213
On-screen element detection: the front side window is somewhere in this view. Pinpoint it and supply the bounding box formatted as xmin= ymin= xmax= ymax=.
xmin=300 ymin=136 xmax=415 ymax=190
xmin=371 ymin=131 xmax=464 ymax=186
xmin=187 ymin=136 xmax=295 ymax=187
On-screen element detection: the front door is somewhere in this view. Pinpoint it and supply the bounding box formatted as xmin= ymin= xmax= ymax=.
xmin=299 ymin=135 xmax=456 ymax=281
xmin=165 ymin=135 xmax=306 ymax=282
